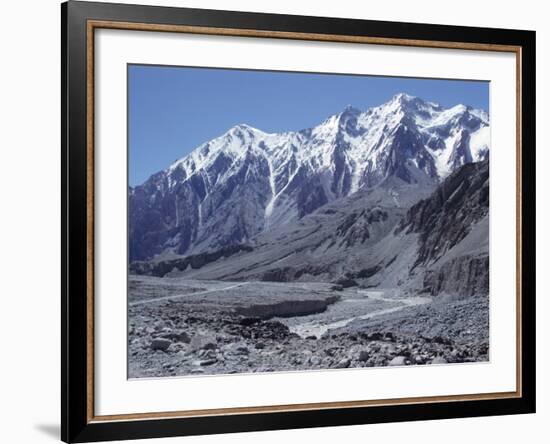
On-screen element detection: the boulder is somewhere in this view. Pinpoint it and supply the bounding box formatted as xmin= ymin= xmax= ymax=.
xmin=224 ymin=342 xmax=250 ymax=356
xmin=388 ymin=356 xmax=408 ymax=366
xmin=334 ymin=278 xmax=358 ymax=288
xmin=239 ymin=317 xmax=262 ymax=326
xmin=160 ymin=330 xmax=191 ymax=343
xmin=334 ymin=358 xmax=351 ymax=369
xmin=150 ymin=338 xmax=171 ymax=351
xmin=309 ymin=356 xmax=322 ymax=366
xmin=190 ymin=334 xmax=217 ymax=351
xmin=199 ymin=358 xmax=218 ymax=366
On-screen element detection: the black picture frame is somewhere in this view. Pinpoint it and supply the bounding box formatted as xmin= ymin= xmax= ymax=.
xmin=61 ymin=1 xmax=536 ymax=442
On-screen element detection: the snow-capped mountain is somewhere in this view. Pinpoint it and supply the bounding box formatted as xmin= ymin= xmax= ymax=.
xmin=129 ymin=93 xmax=489 ymax=262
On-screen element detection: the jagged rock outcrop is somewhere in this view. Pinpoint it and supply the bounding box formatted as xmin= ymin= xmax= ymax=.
xmin=423 ymin=255 xmax=489 ymax=298
xmin=397 ymin=158 xmax=489 ymax=268
xmin=234 ymin=295 xmax=340 ymax=319
xmin=130 ymin=244 xmax=253 ymax=277
xmin=335 ymin=207 xmax=388 ymax=247
xmin=395 ymin=159 xmax=489 ymax=297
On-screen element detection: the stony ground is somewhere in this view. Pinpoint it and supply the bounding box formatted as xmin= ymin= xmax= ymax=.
xmin=128 ymin=276 xmax=489 ymax=378
xmin=340 ymin=295 xmax=490 ymax=349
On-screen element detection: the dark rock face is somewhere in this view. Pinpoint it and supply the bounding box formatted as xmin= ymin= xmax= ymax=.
xmin=129 ymin=146 xmax=270 ymax=262
xmin=333 ymin=277 xmax=359 ymax=288
xmin=394 ymin=159 xmax=489 ymax=297
xmin=423 ymin=255 xmax=489 ymax=298
xmin=129 ymin=172 xmax=207 ymax=262
xmin=254 ymin=263 xmax=334 ymax=282
xmin=335 ymin=207 xmax=388 ymax=248
xmin=398 ymin=159 xmax=489 ymax=267
xmin=234 ymin=296 xmax=340 ymax=319
xmin=129 ymin=244 xmax=254 ymax=277
xmin=355 ymin=266 xmax=383 ymax=279
xmin=381 ymin=123 xmax=438 ymax=185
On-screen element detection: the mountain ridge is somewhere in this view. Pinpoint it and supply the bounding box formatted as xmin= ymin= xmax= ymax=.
xmin=129 ymin=93 xmax=489 ymax=262
xmin=131 ymin=158 xmax=490 ymax=302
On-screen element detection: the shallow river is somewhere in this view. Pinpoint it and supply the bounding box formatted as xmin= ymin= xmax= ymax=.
xmin=280 ymin=289 xmax=432 ymax=338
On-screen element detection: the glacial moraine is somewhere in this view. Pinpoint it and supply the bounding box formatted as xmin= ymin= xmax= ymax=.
xmin=128 ymin=275 xmax=488 ymax=378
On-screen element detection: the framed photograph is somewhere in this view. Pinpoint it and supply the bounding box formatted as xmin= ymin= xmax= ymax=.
xmin=61 ymin=1 xmax=536 ymax=442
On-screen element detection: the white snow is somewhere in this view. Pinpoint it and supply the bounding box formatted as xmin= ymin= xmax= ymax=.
xmin=469 ymin=126 xmax=490 ymax=161
xmin=265 ymin=166 xmax=300 ymax=224
xmin=175 ymin=194 xmax=179 ymax=227
xmin=146 ymin=93 xmax=490 ymax=223
xmin=426 ymin=130 xmax=461 ymax=178
xmin=197 ymin=200 xmax=202 ymax=228
xmin=264 ymin=155 xmax=278 ymax=221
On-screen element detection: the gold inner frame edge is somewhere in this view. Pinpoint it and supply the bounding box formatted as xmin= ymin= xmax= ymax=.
xmin=85 ymin=19 xmax=523 ymax=423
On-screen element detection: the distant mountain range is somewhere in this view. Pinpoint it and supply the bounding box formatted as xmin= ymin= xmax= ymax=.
xmin=129 ymin=93 xmax=489 ymax=265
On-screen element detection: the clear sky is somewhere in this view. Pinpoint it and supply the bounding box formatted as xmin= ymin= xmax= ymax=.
xmin=129 ymin=64 xmax=489 ymax=186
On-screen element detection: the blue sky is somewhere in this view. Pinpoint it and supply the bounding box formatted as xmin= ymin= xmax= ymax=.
xmin=129 ymin=65 xmax=489 ymax=186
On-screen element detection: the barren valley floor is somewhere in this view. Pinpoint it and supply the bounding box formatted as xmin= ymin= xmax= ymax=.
xmin=128 ymin=275 xmax=489 ymax=378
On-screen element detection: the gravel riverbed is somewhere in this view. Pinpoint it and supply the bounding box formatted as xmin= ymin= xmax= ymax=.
xmin=128 ymin=276 xmax=488 ymax=378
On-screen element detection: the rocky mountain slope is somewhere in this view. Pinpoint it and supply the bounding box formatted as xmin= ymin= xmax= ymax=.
xmin=133 ymin=158 xmax=490 ymax=300
xmin=129 ymin=93 xmax=489 ymax=261
xmin=397 ymin=159 xmax=489 ymax=298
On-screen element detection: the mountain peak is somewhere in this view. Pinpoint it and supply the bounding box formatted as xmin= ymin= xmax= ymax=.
xmin=388 ymin=93 xmax=429 ymax=109
xmin=380 ymin=93 xmax=445 ymax=120
xmin=314 ymin=105 xmax=363 ymax=138
xmin=342 ymin=104 xmax=361 ymax=114
xmin=449 ymin=104 xmax=469 ymax=113
xmin=337 ymin=104 xmax=361 ymax=124
xmin=230 ymin=123 xmax=262 ymax=134
xmin=392 ymin=92 xmax=417 ymax=102
xmin=325 ymin=104 xmax=361 ymax=121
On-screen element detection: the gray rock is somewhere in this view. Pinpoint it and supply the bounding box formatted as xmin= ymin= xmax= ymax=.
xmin=239 ymin=317 xmax=262 ymax=326
xmin=199 ymin=358 xmax=218 ymax=366
xmin=325 ymin=347 xmax=338 ymax=357
xmin=223 ymin=342 xmax=250 ymax=356
xmin=203 ymin=349 xmax=216 ymax=360
xmin=150 ymin=338 xmax=171 ymax=351
xmin=160 ymin=330 xmax=191 ymax=343
xmin=334 ymin=358 xmax=351 ymax=369
xmin=431 ymin=357 xmax=448 ymax=365
xmin=334 ymin=278 xmax=358 ymax=288
xmin=388 ymin=356 xmax=408 ymax=366
xmin=190 ymin=334 xmax=217 ymax=351
xmin=309 ymin=356 xmax=322 ymax=366
xmin=358 ymin=350 xmax=370 ymax=362
xmin=173 ymin=331 xmax=191 ymax=343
